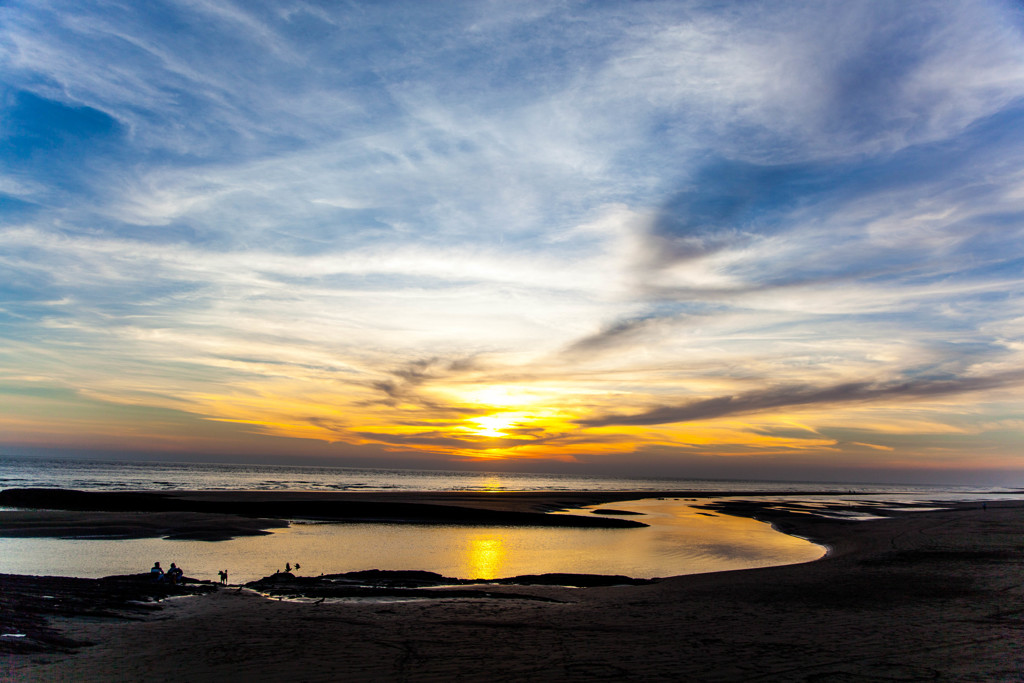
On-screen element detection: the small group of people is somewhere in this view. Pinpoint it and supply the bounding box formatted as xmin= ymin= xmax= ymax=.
xmin=149 ymin=561 xmax=184 ymax=584
xmin=150 ymin=562 xmax=231 ymax=585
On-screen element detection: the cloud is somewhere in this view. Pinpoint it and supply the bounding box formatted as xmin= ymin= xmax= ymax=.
xmin=365 ymin=356 xmax=481 ymax=410
xmin=579 ymin=370 xmax=1024 ymax=428
xmin=596 ymin=0 xmax=1024 ymax=162
xmin=352 ymin=430 xmax=547 ymax=452
xmin=562 ymin=315 xmax=668 ymax=356
xmin=2 ymin=0 xmax=1024 ymax=478
xmin=638 ymin=159 xmax=822 ymax=270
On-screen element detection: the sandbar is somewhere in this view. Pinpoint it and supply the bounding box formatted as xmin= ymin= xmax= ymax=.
xmin=0 ymin=489 xmax=655 ymax=539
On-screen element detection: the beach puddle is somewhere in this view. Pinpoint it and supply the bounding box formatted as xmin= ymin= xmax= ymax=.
xmin=0 ymin=499 xmax=824 ymax=583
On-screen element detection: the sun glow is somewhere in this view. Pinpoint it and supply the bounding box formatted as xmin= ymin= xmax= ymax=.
xmin=458 ymin=385 xmax=544 ymax=408
xmin=465 ymin=412 xmax=528 ymax=437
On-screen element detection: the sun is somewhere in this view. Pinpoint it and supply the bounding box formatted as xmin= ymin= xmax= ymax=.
xmin=466 ymin=413 xmax=526 ymax=438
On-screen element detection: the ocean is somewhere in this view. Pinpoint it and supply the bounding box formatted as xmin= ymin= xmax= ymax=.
xmin=0 ymin=456 xmax=1012 ymax=496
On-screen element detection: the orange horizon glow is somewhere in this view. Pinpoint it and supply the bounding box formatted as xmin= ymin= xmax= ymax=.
xmin=5 ymin=371 xmax=1019 ymax=483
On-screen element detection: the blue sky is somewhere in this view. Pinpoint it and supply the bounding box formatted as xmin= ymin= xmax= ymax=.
xmin=2 ymin=0 xmax=1024 ymax=484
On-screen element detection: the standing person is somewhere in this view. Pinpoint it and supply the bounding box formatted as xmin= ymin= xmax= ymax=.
xmin=151 ymin=562 xmax=164 ymax=582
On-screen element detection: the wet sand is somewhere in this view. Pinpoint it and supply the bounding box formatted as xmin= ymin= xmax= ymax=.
xmin=3 ymin=493 xmax=1023 ymax=681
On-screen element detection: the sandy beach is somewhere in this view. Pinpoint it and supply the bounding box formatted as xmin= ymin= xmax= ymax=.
xmin=3 ymin=492 xmax=1023 ymax=681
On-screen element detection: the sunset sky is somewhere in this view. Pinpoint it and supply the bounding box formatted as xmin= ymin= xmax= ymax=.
xmin=2 ymin=0 xmax=1024 ymax=484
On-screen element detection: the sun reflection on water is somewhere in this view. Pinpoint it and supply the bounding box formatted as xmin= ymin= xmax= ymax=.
xmin=0 ymin=500 xmax=827 ymax=582
xmin=479 ymin=475 xmax=504 ymax=492
xmin=466 ymin=535 xmax=506 ymax=579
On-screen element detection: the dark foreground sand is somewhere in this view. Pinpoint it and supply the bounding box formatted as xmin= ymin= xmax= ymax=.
xmin=2 ymin=492 xmax=1024 ymax=682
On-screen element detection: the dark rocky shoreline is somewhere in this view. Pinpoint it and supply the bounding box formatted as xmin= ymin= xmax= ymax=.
xmin=247 ymin=568 xmax=654 ymax=601
xmin=0 ymin=568 xmax=651 ymax=656
xmin=0 ymin=573 xmax=215 ymax=655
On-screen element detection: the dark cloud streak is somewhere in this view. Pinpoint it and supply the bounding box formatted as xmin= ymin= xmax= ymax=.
xmin=562 ymin=314 xmax=672 ymax=356
xmin=578 ymin=370 xmax=1024 ymax=427
xmin=365 ymin=356 xmax=477 ymax=410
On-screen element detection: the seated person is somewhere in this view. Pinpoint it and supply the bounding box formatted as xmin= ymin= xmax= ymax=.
xmin=166 ymin=562 xmax=184 ymax=585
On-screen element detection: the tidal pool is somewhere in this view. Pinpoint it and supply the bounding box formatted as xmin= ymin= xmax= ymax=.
xmin=0 ymin=498 xmax=824 ymax=583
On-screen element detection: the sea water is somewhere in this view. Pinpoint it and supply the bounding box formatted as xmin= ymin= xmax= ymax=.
xmin=1 ymin=456 xmax=1012 ymax=495
xmin=0 ymin=456 xmax=1017 ymax=582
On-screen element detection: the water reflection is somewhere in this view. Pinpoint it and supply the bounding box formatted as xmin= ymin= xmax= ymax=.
xmin=479 ymin=476 xmax=504 ymax=492
xmin=466 ymin=536 xmax=505 ymax=579
xmin=0 ymin=499 xmax=825 ymax=583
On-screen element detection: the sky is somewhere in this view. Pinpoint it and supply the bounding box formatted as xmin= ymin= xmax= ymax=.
xmin=2 ymin=0 xmax=1024 ymax=485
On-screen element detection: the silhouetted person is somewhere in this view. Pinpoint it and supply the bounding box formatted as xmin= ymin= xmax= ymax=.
xmin=167 ymin=562 xmax=184 ymax=585
xmin=285 ymin=562 xmax=291 ymax=573
xmin=219 ymin=570 xmax=228 ymax=584
xmin=151 ymin=562 xmax=164 ymax=582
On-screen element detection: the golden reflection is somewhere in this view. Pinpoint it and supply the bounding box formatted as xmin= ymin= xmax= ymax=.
xmin=466 ymin=535 xmax=506 ymax=580
xmin=480 ymin=475 xmax=504 ymax=492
